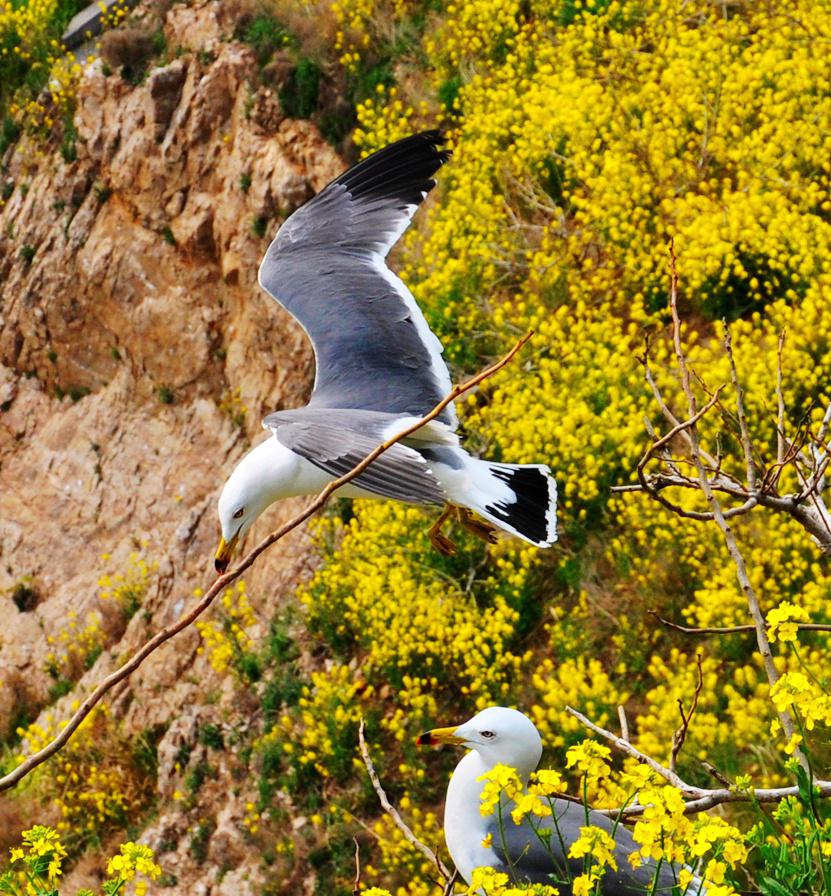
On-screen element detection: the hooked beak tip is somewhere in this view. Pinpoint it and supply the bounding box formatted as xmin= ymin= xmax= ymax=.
xmin=215 ymin=557 xmax=229 ymax=575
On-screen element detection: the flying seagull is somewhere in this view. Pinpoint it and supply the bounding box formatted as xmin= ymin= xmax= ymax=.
xmin=419 ymin=707 xmax=701 ymax=894
xmin=215 ymin=131 xmax=557 ymax=573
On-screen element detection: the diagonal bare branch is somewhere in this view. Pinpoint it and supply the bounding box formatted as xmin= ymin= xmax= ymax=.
xmin=358 ymin=719 xmax=454 ymax=881
xmin=0 ymin=333 xmax=533 ymax=793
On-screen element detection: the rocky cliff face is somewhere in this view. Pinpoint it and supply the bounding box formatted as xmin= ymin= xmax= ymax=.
xmin=0 ymin=2 xmax=342 ymax=889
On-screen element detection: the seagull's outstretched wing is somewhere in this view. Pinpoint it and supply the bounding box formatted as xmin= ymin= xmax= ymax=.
xmin=265 ymin=410 xmax=446 ymax=504
xmin=258 ymin=131 xmax=456 ymax=427
xmin=487 ymin=800 xmax=682 ymax=894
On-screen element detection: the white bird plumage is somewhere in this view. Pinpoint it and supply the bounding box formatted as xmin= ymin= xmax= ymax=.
xmin=419 ymin=707 xmax=706 ymax=894
xmin=214 ymin=132 xmax=558 ymax=572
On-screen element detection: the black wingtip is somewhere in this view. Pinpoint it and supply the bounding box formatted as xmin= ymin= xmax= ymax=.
xmin=335 ymin=130 xmax=451 ymax=204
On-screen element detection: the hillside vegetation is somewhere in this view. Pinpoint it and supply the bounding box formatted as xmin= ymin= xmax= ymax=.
xmin=2 ymin=0 xmax=831 ymax=894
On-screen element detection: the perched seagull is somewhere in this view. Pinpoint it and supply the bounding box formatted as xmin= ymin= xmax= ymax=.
xmin=215 ymin=131 xmax=557 ymax=573
xmin=419 ymin=707 xmax=698 ymax=894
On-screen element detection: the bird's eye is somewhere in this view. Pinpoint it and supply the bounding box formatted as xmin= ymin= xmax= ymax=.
xmin=481 ymin=730 xmax=495 ymax=739
xmin=233 ymin=507 xmax=245 ymax=519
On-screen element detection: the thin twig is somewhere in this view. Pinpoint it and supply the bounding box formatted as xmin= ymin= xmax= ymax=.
xmin=670 ymin=652 xmax=703 ymax=773
xmin=566 ymin=705 xmax=831 ymax=818
xmin=442 ymin=868 xmax=460 ymax=896
xmin=724 ymin=322 xmax=757 ymax=492
xmin=565 ymin=706 xmax=690 ymax=792
xmin=666 ymin=242 xmax=806 ymax=769
xmin=0 ymin=334 xmax=532 ymax=793
xmin=618 ymin=705 xmax=630 ymax=744
xmin=777 ymin=330 xmax=786 ymax=467
xmin=358 ymin=719 xmax=453 ymax=880
xmin=700 ymin=761 xmax=731 ymax=788
xmin=352 ymin=838 xmax=362 ymax=896
xmin=649 ymin=610 xmax=831 ymax=637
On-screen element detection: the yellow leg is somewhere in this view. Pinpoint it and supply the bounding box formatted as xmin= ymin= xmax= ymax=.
xmin=456 ymin=507 xmax=499 ymax=545
xmin=428 ymin=504 xmax=458 ymax=556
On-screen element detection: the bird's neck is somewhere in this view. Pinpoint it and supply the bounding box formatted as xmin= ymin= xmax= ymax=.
xmin=444 ymin=749 xmax=539 ymax=885
xmin=236 ymin=437 xmax=301 ymax=504
xmin=445 ymin=752 xmax=491 ymax=879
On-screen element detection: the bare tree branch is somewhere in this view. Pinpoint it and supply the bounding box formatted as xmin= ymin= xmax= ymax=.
xmin=623 ymin=265 xmax=831 ymax=556
xmin=618 ymin=705 xmax=630 ymax=744
xmin=358 ymin=719 xmax=454 ymax=881
xmin=0 ymin=334 xmax=532 ymax=793
xmin=776 ymin=330 xmax=786 ymax=467
xmin=664 ymin=241 xmax=805 ymax=767
xmin=670 ymin=652 xmax=703 ymax=773
xmin=724 ymin=322 xmax=757 ymax=492
xmin=565 ymin=705 xmax=831 ymax=818
xmin=649 ymin=610 xmax=831 ymax=637
xmin=352 ymin=838 xmax=362 ymax=896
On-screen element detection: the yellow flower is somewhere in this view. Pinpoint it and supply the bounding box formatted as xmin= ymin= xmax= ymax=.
xmin=565 ymin=740 xmax=612 ymax=780
xmin=568 ymin=825 xmax=619 ymax=870
xmin=767 ymin=602 xmax=808 ymax=642
xmin=478 ymin=764 xmax=523 ymax=816
xmin=511 ymin=791 xmax=552 ymax=824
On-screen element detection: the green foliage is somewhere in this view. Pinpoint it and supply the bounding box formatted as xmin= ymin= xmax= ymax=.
xmin=0 ymin=0 xmax=86 ymax=123
xmin=185 ymin=758 xmax=215 ymax=794
xmin=10 ymin=579 xmax=38 ymax=612
xmin=94 ymin=183 xmax=112 ymax=204
xmin=188 ymin=819 xmax=214 ymax=863
xmin=251 ymin=215 xmax=268 ymax=238
xmin=198 ymin=723 xmax=224 ymax=750
xmin=59 ymin=112 xmax=77 ymax=163
xmin=0 ymin=116 xmax=20 ymax=157
xmin=437 ymin=74 xmax=462 ymax=112
xmin=278 ymin=58 xmax=322 ymax=119
xmin=19 ymin=244 xmax=35 ymax=265
xmin=236 ymin=13 xmax=292 ymax=68
xmin=749 ymin=763 xmax=831 ymax=894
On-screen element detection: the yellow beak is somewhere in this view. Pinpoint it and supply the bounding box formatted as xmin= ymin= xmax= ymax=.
xmin=214 ymin=531 xmax=240 ymax=574
xmin=416 ymin=725 xmax=466 ymax=747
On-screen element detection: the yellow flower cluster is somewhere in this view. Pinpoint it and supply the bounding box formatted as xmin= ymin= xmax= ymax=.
xmin=307 ymin=3 xmax=831 ymax=888
xmin=365 ymin=793 xmax=444 ymax=896
xmin=568 ymin=824 xmax=618 ymax=896
xmin=271 ymin=663 xmax=367 ymax=778
xmin=478 ymin=764 xmax=522 ymax=816
xmin=630 ymin=783 xmax=747 ymax=888
xmin=767 ymin=602 xmax=809 ymax=644
xmin=106 ymin=841 xmax=162 ymax=896
xmin=467 ymin=866 xmax=559 ymax=896
xmin=5 ymin=824 xmax=66 ymax=893
xmin=0 ymin=0 xmax=85 ymax=139
xmin=44 ymin=609 xmax=105 ymax=681
xmin=15 ymin=703 xmax=152 ymax=850
xmin=98 ymin=549 xmax=157 ymax=618
xmin=216 ymin=385 xmax=248 ymax=428
xmin=195 ymin=579 xmax=258 ymax=677
xmin=302 ymin=502 xmax=528 ymax=714
xmin=2 ymin=826 xmax=162 ymax=896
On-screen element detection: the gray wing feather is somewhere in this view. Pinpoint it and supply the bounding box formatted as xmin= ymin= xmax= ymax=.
xmin=488 ymin=800 xmax=681 ymax=895
xmin=265 ymin=413 xmax=446 ymax=505
xmin=258 ymin=131 xmax=456 ymax=427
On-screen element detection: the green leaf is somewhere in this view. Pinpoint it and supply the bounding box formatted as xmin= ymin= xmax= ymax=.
xmin=760 ymin=876 xmax=797 ymax=896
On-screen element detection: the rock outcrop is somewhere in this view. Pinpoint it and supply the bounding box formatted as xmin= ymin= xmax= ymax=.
xmin=0 ymin=1 xmax=342 ymax=889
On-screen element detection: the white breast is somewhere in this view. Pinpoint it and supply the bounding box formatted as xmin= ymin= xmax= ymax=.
xmin=444 ymin=751 xmax=503 ymax=885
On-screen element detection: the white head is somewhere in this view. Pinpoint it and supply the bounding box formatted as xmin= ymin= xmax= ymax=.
xmin=418 ymin=706 xmax=543 ymax=778
xmin=215 ymin=438 xmax=287 ymax=573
